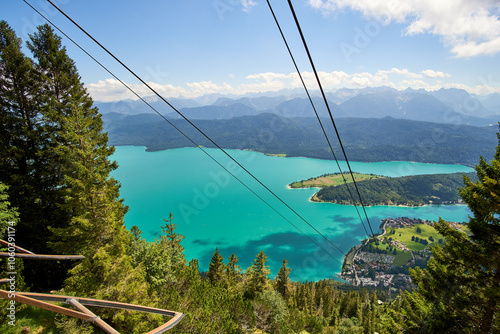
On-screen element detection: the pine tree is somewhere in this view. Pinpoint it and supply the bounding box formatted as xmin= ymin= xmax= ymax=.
xmin=128 ymin=217 xmax=186 ymax=291
xmin=0 ymin=20 xmax=69 ymax=290
xmin=399 ymin=128 xmax=500 ymax=333
xmin=226 ymin=252 xmax=242 ymax=292
xmin=207 ymin=247 xmax=225 ymax=286
xmin=276 ymin=259 xmax=292 ymax=301
xmin=20 ymin=24 xmax=129 ymax=258
xmin=161 ymin=213 xmax=185 ymax=267
xmin=246 ymin=250 xmax=270 ymax=297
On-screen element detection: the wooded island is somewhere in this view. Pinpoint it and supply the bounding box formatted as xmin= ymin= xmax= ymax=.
xmin=291 ymin=172 xmax=476 ymax=206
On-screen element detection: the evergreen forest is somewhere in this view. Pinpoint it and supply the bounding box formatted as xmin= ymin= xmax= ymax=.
xmin=315 ymin=172 xmax=477 ymax=206
xmin=0 ymin=22 xmax=499 ymax=333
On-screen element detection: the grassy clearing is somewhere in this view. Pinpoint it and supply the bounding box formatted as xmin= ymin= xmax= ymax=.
xmin=373 ymin=242 xmax=414 ymax=266
xmin=290 ymin=172 xmax=383 ymax=188
xmin=393 ymin=251 xmax=413 ymax=266
xmin=0 ymin=305 xmax=58 ymax=333
xmin=386 ymin=224 xmax=442 ymax=251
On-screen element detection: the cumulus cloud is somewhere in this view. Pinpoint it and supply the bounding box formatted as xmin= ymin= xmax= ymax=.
xmin=421 ymin=69 xmax=451 ymax=78
xmin=308 ymin=0 xmax=500 ymax=57
xmin=378 ymin=68 xmax=423 ymax=78
xmin=86 ymin=67 xmax=500 ymax=102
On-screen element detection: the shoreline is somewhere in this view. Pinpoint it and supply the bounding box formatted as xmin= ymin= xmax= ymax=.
xmin=288 ymin=185 xmax=468 ymax=208
xmin=306 ymin=195 xmax=467 ymax=207
xmin=126 ymin=145 xmax=475 ymax=168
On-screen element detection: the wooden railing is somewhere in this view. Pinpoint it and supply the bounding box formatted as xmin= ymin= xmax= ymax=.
xmin=0 ymin=240 xmax=184 ymax=333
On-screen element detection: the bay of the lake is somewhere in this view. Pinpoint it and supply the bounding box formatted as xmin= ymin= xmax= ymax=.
xmin=111 ymin=146 xmax=474 ymax=281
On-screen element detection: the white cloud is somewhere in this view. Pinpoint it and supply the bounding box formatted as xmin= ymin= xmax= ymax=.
xmin=378 ymin=68 xmax=423 ymax=78
xmin=241 ymin=0 xmax=257 ymax=12
xmin=86 ymin=68 xmax=500 ymax=102
xmin=421 ymin=69 xmax=451 ymax=78
xmin=308 ymin=0 xmax=500 ymax=57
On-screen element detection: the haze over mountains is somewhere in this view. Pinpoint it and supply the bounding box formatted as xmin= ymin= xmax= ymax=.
xmin=99 ymin=87 xmax=500 ymax=167
xmin=96 ymin=87 xmax=500 ymax=126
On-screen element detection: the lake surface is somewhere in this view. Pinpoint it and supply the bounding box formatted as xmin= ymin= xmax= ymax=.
xmin=111 ymin=146 xmax=474 ymax=281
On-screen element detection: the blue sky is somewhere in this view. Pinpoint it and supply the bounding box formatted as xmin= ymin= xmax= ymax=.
xmin=3 ymin=0 xmax=500 ymax=101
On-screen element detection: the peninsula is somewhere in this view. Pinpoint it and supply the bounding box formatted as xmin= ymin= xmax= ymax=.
xmin=290 ymin=172 xmax=475 ymax=206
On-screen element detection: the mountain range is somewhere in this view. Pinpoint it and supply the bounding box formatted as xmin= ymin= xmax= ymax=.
xmin=95 ymin=87 xmax=500 ymax=126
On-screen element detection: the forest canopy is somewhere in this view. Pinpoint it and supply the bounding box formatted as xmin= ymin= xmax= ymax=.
xmin=314 ymin=172 xmax=476 ymax=206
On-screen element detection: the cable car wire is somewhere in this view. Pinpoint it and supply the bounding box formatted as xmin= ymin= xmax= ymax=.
xmin=286 ymin=0 xmax=375 ymax=236
xmin=23 ymin=0 xmax=347 ymax=259
xmin=265 ymin=0 xmax=370 ymax=238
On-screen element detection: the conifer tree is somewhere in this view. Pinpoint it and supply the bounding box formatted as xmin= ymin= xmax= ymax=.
xmin=22 ymin=24 xmax=129 ymax=258
xmin=208 ymin=247 xmax=225 ymax=286
xmin=128 ymin=216 xmax=187 ymax=292
xmin=399 ymin=128 xmax=500 ymax=333
xmin=226 ymin=252 xmax=242 ymax=291
xmin=276 ymin=259 xmax=292 ymax=301
xmin=0 ymin=20 xmax=69 ymax=289
xmin=161 ymin=213 xmax=185 ymax=267
xmin=247 ymin=250 xmax=270 ymax=297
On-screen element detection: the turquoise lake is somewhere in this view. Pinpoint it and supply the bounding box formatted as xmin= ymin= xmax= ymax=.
xmin=111 ymin=146 xmax=474 ymax=282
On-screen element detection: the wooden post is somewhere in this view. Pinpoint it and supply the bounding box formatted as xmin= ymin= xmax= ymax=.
xmin=0 ymin=289 xmax=93 ymax=321
xmin=67 ymin=298 xmax=120 ymax=334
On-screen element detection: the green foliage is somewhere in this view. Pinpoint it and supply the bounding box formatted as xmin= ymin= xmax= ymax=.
xmin=226 ymin=252 xmax=242 ymax=292
xmin=246 ymin=250 xmax=271 ymax=298
xmin=252 ymin=289 xmax=291 ymax=333
xmin=25 ymin=23 xmax=129 ymax=259
xmin=129 ymin=216 xmax=186 ymax=291
xmin=316 ymin=172 xmax=474 ymax=206
xmin=0 ymin=306 xmax=59 ymax=334
xmin=0 ymin=182 xmax=28 ymax=324
xmin=275 ymin=259 xmax=292 ymax=301
xmin=0 ymin=182 xmax=18 ymax=238
xmin=64 ymin=247 xmax=160 ymax=333
xmin=0 ymin=20 xmax=70 ymax=290
xmin=391 ymin=128 xmax=500 ymax=333
xmin=54 ymin=315 xmax=95 ymax=334
xmin=208 ymin=247 xmax=225 ymax=286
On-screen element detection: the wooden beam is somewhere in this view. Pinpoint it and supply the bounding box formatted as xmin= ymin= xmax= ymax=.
xmin=67 ymin=298 xmax=120 ymax=334
xmin=0 ymin=289 xmax=93 ymax=321
xmin=145 ymin=312 xmax=185 ymax=334
xmin=1 ymin=291 xmax=184 ymax=332
xmin=19 ymin=292 xmax=179 ymax=317
xmin=0 ymin=240 xmax=34 ymax=254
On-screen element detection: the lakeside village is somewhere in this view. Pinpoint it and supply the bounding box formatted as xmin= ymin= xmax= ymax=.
xmin=340 ymin=217 xmax=468 ymax=291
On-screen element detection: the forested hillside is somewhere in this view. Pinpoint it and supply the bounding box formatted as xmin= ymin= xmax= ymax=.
xmin=103 ymin=112 xmax=498 ymax=166
xmin=315 ymin=172 xmax=476 ymax=206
